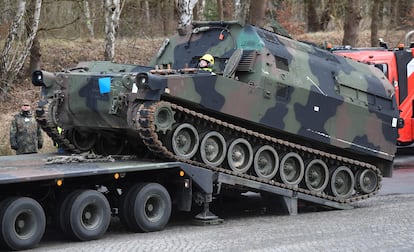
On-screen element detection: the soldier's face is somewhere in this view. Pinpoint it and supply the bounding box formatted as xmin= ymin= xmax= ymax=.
xmin=21 ymin=104 xmax=31 ymax=112
xmin=199 ymin=60 xmax=208 ymax=68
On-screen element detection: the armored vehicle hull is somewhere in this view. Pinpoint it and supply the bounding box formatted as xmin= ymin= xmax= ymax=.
xmin=33 ymin=21 xmax=400 ymax=203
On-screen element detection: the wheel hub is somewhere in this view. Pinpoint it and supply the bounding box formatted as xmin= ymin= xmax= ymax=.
xmin=176 ymin=135 xmax=188 ymax=147
xmin=17 ymin=219 xmax=25 ymax=230
xmin=154 ymin=102 xmax=175 ymax=134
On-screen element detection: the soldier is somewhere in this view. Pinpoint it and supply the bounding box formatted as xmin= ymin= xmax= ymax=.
xmin=198 ymin=54 xmax=214 ymax=72
xmin=10 ymin=99 xmax=43 ymax=154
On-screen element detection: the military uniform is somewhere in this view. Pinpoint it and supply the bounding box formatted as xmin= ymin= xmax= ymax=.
xmin=10 ymin=109 xmax=43 ymax=155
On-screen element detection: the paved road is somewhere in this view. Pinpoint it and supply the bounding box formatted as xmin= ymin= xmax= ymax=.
xmin=32 ymin=194 xmax=414 ymax=252
xmin=29 ymin=158 xmax=414 ymax=252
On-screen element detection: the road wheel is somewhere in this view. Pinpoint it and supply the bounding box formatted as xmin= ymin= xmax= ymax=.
xmin=279 ymin=152 xmax=304 ymax=186
xmin=200 ymin=131 xmax=227 ymax=167
xmin=67 ymin=128 xmax=97 ymax=151
xmin=171 ymin=123 xmax=199 ymax=159
xmin=93 ymin=134 xmax=125 ymax=155
xmin=356 ymin=169 xmax=378 ymax=194
xmin=253 ymin=145 xmax=279 ymax=180
xmin=227 ymin=138 xmax=253 ymax=173
xmin=128 ymin=183 xmax=172 ymax=232
xmin=62 ymin=190 xmax=111 ymax=241
xmin=330 ymin=166 xmax=355 ymax=199
xmin=304 ymin=159 xmax=329 ymax=193
xmin=0 ymin=197 xmax=46 ymax=251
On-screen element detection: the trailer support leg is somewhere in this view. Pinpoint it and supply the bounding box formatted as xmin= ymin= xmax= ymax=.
xmin=192 ymin=193 xmax=223 ymax=225
xmin=283 ymin=195 xmax=298 ymax=216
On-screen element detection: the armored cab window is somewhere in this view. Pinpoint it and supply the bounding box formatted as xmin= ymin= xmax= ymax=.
xmin=275 ymin=56 xmax=289 ymax=72
xmin=374 ymin=63 xmax=389 ymax=78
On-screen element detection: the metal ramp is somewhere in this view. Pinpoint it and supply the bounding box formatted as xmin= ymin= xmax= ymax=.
xmin=216 ymin=172 xmax=353 ymax=215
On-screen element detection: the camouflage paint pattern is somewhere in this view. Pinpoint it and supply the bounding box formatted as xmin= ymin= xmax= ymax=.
xmin=33 ymin=21 xmax=399 ymax=174
xmin=10 ymin=111 xmax=43 ymax=154
xmin=147 ymin=22 xmax=399 ymax=163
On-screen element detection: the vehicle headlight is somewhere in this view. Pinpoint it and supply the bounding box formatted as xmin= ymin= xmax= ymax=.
xmin=32 ymin=70 xmax=44 ymax=86
xmin=136 ymin=73 xmax=148 ymax=89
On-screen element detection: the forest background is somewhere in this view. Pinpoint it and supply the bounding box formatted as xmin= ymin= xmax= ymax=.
xmin=0 ymin=0 xmax=413 ymax=155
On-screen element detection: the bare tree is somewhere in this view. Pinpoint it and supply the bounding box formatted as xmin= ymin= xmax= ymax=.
xmin=144 ymin=0 xmax=150 ymax=26
xmin=370 ymin=0 xmax=379 ymax=47
xmin=0 ymin=0 xmax=42 ymax=99
xmin=104 ymin=0 xmax=124 ymax=61
xmin=397 ymin=0 xmax=412 ymax=27
xmin=221 ymin=0 xmax=233 ymax=19
xmin=235 ymin=0 xmax=250 ymax=22
xmin=305 ymin=0 xmax=319 ymax=32
xmin=342 ymin=0 xmax=362 ymax=47
xmin=217 ymin=0 xmax=223 ymax=20
xmin=176 ymin=0 xmax=199 ymax=33
xmin=319 ymin=0 xmax=333 ymax=30
xmin=248 ymin=0 xmax=267 ymax=27
xmin=83 ymin=0 xmax=94 ymax=39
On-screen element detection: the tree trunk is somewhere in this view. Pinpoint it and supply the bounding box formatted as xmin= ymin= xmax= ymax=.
xmin=397 ymin=0 xmax=411 ymax=27
xmin=217 ymin=0 xmax=223 ymax=20
xmin=222 ymin=0 xmax=233 ymax=20
xmin=194 ymin=0 xmax=205 ymax=21
xmin=0 ymin=0 xmax=42 ymax=99
xmin=104 ymin=0 xmax=122 ymax=61
xmin=388 ymin=0 xmax=398 ymax=28
xmin=144 ymin=0 xmax=150 ymax=26
xmin=378 ymin=0 xmax=384 ymax=29
xmin=248 ymin=0 xmax=267 ymax=27
xmin=238 ymin=0 xmax=250 ymax=23
xmin=83 ymin=0 xmax=94 ymax=40
xmin=319 ymin=0 xmax=333 ymax=30
xmin=305 ymin=0 xmax=319 ymax=32
xmin=176 ymin=0 xmax=199 ymax=33
xmin=370 ymin=0 xmax=379 ymax=47
xmin=342 ymin=0 xmax=362 ymax=47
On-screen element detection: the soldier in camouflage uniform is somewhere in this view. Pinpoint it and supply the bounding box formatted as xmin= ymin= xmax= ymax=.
xmin=9 ymin=99 xmax=43 ymax=154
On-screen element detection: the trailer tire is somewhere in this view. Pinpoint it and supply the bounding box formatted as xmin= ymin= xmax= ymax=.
xmin=119 ymin=183 xmax=145 ymax=230
xmin=63 ymin=190 xmax=111 ymax=241
xmin=0 ymin=197 xmax=46 ymax=251
xmin=128 ymin=183 xmax=172 ymax=232
xmin=58 ymin=190 xmax=83 ymax=236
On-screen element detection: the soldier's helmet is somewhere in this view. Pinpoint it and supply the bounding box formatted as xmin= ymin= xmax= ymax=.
xmin=200 ymin=54 xmax=214 ymax=66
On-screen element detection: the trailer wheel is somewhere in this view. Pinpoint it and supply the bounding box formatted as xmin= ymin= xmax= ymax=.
xmin=119 ymin=183 xmax=145 ymax=230
xmin=57 ymin=190 xmax=83 ymax=236
xmin=128 ymin=183 xmax=172 ymax=232
xmin=62 ymin=190 xmax=111 ymax=241
xmin=0 ymin=197 xmax=46 ymax=251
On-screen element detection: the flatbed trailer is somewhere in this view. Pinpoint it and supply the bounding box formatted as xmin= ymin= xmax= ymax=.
xmin=0 ymin=153 xmax=352 ymax=250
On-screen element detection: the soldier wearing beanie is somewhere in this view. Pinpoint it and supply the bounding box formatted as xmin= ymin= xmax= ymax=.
xmin=9 ymin=99 xmax=43 ymax=154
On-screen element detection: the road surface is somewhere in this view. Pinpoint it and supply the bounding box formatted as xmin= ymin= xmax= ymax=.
xmin=26 ymin=153 xmax=414 ymax=251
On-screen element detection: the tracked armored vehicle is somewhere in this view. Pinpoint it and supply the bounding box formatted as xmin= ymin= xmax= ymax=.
xmin=33 ymin=21 xmax=400 ymax=203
